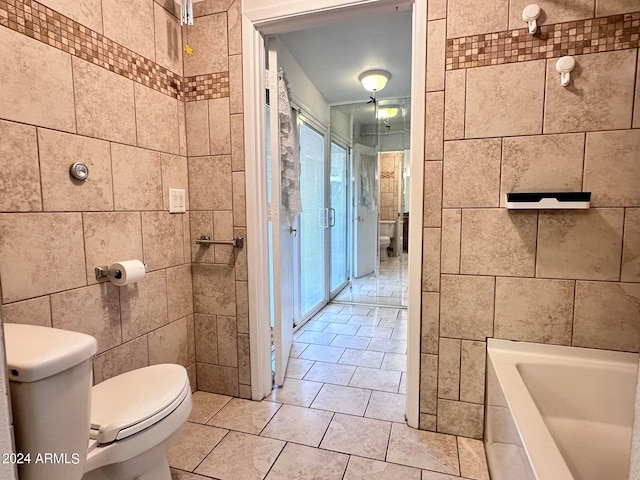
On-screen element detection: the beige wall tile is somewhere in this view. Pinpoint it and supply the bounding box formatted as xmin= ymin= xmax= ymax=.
xmin=584 ymin=130 xmax=640 ymax=207
xmin=447 ymin=0 xmax=509 ymax=38
xmin=544 ymin=50 xmax=637 ymax=133
xmin=420 ymin=354 xmax=438 ymax=414
xmin=426 ymin=20 xmax=446 ymax=92
xmin=466 ymin=61 xmax=545 ymax=138
xmin=461 ymin=209 xmax=538 ymax=277
xmin=197 ymin=363 xmax=239 ymax=396
xmin=103 ymin=0 xmax=155 ymax=60
xmin=231 ymin=114 xmax=245 ymax=171
xmin=195 ymin=313 xmax=218 ymax=364
xmin=236 ymin=280 xmax=249 ymax=333
xmin=0 ymin=28 xmax=75 ymax=133
xmin=193 ymin=264 xmax=236 ymax=316
xmin=422 ymin=292 xmax=440 ymax=355
xmin=149 ymin=317 xmax=189 ymax=366
xmin=495 ymin=277 xmax=575 ymax=345
xmin=187 ymin=313 xmax=196 ymax=365
xmin=595 ymin=0 xmax=640 ymax=15
xmin=191 ymin=211 xmax=216 ymax=263
xmin=184 ymin=13 xmax=229 ymax=77
xmin=162 ymin=153 xmax=190 ymax=210
xmin=0 ymin=120 xmax=41 ymax=212
xmin=51 ymin=283 xmax=121 ymax=354
xmin=238 ymin=333 xmax=251 ymax=385
xmin=112 ymin=144 xmax=163 ymax=210
xmin=142 ymin=212 xmax=185 ymax=270
xmin=0 ymin=213 xmax=86 ymax=303
xmin=424 ymin=160 xmax=442 ymax=227
xmin=188 ymin=364 xmax=197 ymax=392
xmin=634 ymin=59 xmax=640 ymax=128
xmin=120 ymin=269 xmax=168 ymax=341
xmin=443 ymin=139 xmax=501 ymax=208
xmin=93 ymin=336 xmax=148 ymax=384
xmin=38 ymin=129 xmax=113 ymax=212
xmin=419 ymin=414 xmax=437 ymax=432
xmin=422 ymin=228 xmax=441 ymax=292
xmin=622 ymin=209 xmax=640 ymax=282
xmin=217 ymin=316 xmax=238 ymax=367
xmin=178 ymin=101 xmax=188 ymax=157
xmin=189 ymin=156 xmax=233 ymax=210
xmin=438 ymin=338 xmax=460 ymax=400
xmin=428 ymin=0 xmax=447 ymax=19
xmin=501 ymin=133 xmax=585 ymax=207
xmin=227 ymin=0 xmax=242 ymax=56
xmin=183 ymin=211 xmax=192 ymax=263
xmin=441 ymin=209 xmax=461 ymax=274
xmin=574 ymin=281 xmax=640 ymax=352
xmin=232 ymin=172 xmax=247 ymax=227
xmin=213 ymin=211 xmax=234 ymax=245
xmin=437 ymin=400 xmax=484 ymax=439
xmin=135 ymin=83 xmax=180 ymax=154
xmin=38 ymin=0 xmax=104 ymax=33
xmin=83 ymin=212 xmax=143 ymax=285
xmin=2 ymin=296 xmax=51 ymax=327
xmin=444 ymin=70 xmax=465 ymax=140
xmin=460 ymin=341 xmax=486 ymax=404
xmin=209 ymin=99 xmax=232 ymax=155
xmin=73 ymin=57 xmax=136 ymax=144
xmin=193 ymin=0 xmax=233 ymax=16
xmin=440 ymin=275 xmax=495 ymax=341
xmin=537 ymin=209 xmax=624 ymax=281
xmin=167 ymin=264 xmax=194 ymax=321
xmin=154 ymin=2 xmax=182 ymax=74
xmin=508 ymin=0 xmax=594 ymax=29
xmin=229 ymin=55 xmax=244 ymax=115
xmin=186 ymin=101 xmax=211 ymax=157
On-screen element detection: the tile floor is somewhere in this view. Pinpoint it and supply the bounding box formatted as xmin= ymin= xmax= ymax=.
xmin=333 ymin=254 xmax=408 ymax=307
xmin=169 ymin=303 xmax=490 ymax=480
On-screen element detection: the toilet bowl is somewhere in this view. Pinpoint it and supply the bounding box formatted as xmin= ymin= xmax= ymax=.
xmin=379 ymin=220 xmax=396 ymax=261
xmin=3 ymin=323 xmax=192 ymax=480
xmin=379 ymin=235 xmax=391 ymax=261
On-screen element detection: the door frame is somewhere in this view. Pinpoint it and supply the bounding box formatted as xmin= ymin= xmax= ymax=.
xmin=242 ymin=0 xmax=426 ymax=428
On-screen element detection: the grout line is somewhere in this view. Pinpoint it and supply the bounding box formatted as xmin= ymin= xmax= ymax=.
xmin=571 ymin=280 xmax=577 ymax=346
xmin=619 ymin=208 xmax=627 ymax=281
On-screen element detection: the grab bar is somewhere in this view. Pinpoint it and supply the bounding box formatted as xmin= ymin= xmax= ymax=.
xmin=195 ymin=235 xmax=244 ymax=248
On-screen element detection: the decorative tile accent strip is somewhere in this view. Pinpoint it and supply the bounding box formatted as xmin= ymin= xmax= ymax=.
xmin=0 ymin=0 xmax=229 ymax=101
xmin=447 ymin=12 xmax=640 ymax=70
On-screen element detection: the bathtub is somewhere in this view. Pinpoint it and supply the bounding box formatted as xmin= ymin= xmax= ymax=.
xmin=485 ymin=339 xmax=639 ymax=480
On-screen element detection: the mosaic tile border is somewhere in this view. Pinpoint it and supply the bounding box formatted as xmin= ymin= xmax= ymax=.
xmin=446 ymin=12 xmax=640 ymax=70
xmin=0 ymin=0 xmax=229 ymax=101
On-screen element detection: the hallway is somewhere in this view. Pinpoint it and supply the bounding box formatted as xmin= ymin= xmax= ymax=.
xmin=168 ymin=303 xmax=489 ymax=480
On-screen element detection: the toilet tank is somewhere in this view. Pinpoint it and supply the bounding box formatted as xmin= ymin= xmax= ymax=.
xmin=3 ymin=323 xmax=97 ymax=480
xmin=380 ymin=220 xmax=396 ymax=238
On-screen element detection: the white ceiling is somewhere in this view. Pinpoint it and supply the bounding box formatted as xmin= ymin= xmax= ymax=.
xmin=278 ymin=8 xmax=412 ymax=106
xmin=335 ymin=98 xmax=411 ymax=127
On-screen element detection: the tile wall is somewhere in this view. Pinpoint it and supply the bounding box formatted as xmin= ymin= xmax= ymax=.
xmin=380 ymin=152 xmax=402 ymax=221
xmin=420 ymin=0 xmax=640 ymax=438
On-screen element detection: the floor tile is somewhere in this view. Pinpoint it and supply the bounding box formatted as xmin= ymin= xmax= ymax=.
xmin=369 ymin=307 xmax=402 ymax=318
xmin=392 ymin=327 xmax=408 ymax=340
xmin=356 ymin=325 xmax=394 ymax=338
xmin=347 ymin=314 xmax=381 ymax=326
xmin=310 ymin=383 xmax=371 ymax=416
xmin=299 ymin=344 xmax=345 ymax=363
xmin=316 ymin=311 xmax=351 ymax=323
xmin=367 ymin=337 xmax=407 ymax=354
xmin=343 ymin=456 xmax=421 ymax=480
xmin=290 ymin=342 xmax=309 ymax=358
xmin=303 ymin=361 xmax=356 ymax=385
xmin=301 ymin=320 xmax=329 ymax=331
xmin=194 ymin=431 xmax=284 ymax=480
xmin=399 ymin=372 xmax=407 ymax=394
xmin=296 ymin=330 xmax=337 ymax=345
xmin=167 ymin=422 xmax=228 ymax=471
xmin=330 ymin=334 xmax=371 ymax=350
xmin=378 ymin=316 xmax=408 ymax=328
xmin=320 ymin=413 xmax=391 ymax=460
xmin=339 ymin=305 xmax=372 ymax=315
xmin=170 ymin=469 xmax=212 ymax=480
xmin=349 ymin=366 xmax=402 ymax=392
xmin=268 ymin=378 xmax=323 ymax=407
xmin=365 ymin=391 xmax=406 ymax=423
xmin=322 ymin=304 xmax=345 ymax=313
xmin=387 ymin=423 xmax=460 ymax=475
xmin=265 ymin=442 xmax=349 ymax=480
xmin=339 ymin=348 xmax=385 ymax=368
xmin=284 ymin=357 xmax=315 ymax=379
xmin=458 ymin=437 xmax=490 ymax=480
xmin=207 ymin=398 xmax=281 ymax=434
xmin=260 ymin=404 xmax=333 ymax=447
xmin=323 ymin=322 xmax=361 ymax=335
xmin=188 ymin=391 xmax=233 ymax=424
xmin=381 ymin=352 xmax=407 ymax=372
xmin=421 ymin=471 xmax=465 ymax=480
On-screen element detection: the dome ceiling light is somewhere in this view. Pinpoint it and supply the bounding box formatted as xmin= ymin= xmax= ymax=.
xmin=359 ymin=70 xmax=391 ymax=93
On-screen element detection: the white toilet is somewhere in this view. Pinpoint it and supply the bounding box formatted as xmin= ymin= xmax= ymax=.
xmin=379 ymin=220 xmax=396 ymax=261
xmin=4 ymin=323 xmax=192 ymax=480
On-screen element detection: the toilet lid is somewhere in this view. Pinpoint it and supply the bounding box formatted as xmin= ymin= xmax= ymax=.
xmin=90 ymin=364 xmax=189 ymax=444
xmin=380 ymin=236 xmax=391 ymax=243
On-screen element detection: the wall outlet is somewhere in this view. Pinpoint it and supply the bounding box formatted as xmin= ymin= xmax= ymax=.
xmin=169 ymin=188 xmax=186 ymax=213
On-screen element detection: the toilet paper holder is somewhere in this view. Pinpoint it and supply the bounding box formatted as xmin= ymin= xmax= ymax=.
xmin=95 ymin=263 xmax=148 ymax=281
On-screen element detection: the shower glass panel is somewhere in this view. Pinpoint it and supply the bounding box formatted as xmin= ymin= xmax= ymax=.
xmin=299 ymin=122 xmax=326 ymax=318
xmin=329 ymin=142 xmax=349 ymax=295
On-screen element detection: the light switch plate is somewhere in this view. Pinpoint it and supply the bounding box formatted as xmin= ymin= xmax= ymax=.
xmin=169 ymin=188 xmax=186 ymax=213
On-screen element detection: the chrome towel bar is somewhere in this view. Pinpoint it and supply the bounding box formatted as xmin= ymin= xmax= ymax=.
xmin=195 ymin=235 xmax=244 ymax=248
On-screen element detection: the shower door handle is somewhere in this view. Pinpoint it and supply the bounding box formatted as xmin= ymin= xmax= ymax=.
xmin=328 ymin=208 xmax=336 ymax=227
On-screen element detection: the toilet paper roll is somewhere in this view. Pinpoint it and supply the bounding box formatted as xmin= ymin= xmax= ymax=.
xmin=109 ymin=260 xmax=146 ymax=286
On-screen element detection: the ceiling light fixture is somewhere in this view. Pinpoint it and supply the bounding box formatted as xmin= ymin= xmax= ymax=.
xmin=359 ymin=70 xmax=391 ymax=93
xmin=377 ymin=106 xmax=400 ymax=119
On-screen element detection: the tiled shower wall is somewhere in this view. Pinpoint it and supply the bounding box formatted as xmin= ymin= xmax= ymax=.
xmin=419 ymin=0 xmax=640 ymax=438
xmin=0 ymin=0 xmax=247 ymax=397
xmin=380 ymin=151 xmax=402 ymax=221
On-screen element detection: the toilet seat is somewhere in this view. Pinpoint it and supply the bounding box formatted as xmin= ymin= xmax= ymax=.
xmin=90 ymin=364 xmax=189 ymax=444
xmin=380 ymin=235 xmax=391 ymax=245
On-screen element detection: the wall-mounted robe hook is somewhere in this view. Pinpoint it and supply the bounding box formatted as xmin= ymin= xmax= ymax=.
xmin=556 ymin=56 xmax=576 ymax=87
xmin=522 ymin=4 xmax=541 ymax=34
